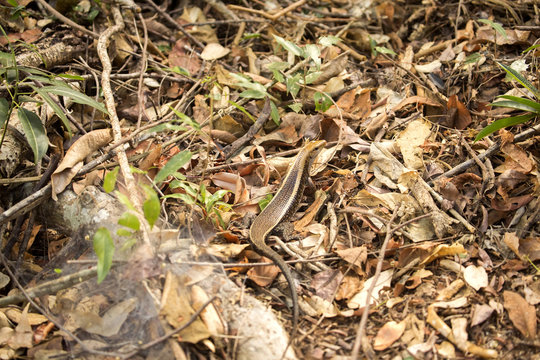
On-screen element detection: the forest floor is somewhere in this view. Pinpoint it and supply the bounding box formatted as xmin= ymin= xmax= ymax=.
xmin=0 ymin=0 xmax=539 ymax=359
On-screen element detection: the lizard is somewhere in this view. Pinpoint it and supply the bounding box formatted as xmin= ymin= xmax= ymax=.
xmin=248 ymin=139 xmax=326 ymax=356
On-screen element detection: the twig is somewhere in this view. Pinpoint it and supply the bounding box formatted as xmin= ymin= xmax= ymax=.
xmin=222 ymin=98 xmax=271 ymax=159
xmin=351 ymin=207 xmax=400 ymax=359
xmin=434 ymin=121 xmax=540 ymax=180
xmin=97 ymin=6 xmax=151 ymax=246
xmin=34 ymin=0 xmax=99 ymax=39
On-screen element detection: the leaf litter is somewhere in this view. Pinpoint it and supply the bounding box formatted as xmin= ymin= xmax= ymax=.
xmin=0 ymin=0 xmax=539 ymax=359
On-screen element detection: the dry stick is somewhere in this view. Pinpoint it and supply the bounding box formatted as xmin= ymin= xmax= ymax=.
xmin=0 ymin=266 xmax=100 ymax=307
xmin=350 ymin=211 xmax=432 ymax=359
xmin=143 ymin=0 xmax=205 ymax=49
xmin=135 ymin=11 xmax=150 ymax=129
xmin=34 ymin=0 xmax=99 ymax=39
xmin=97 ymin=6 xmax=151 ymax=246
xmin=433 ymin=121 xmax=540 ymax=181
xmin=222 ymin=98 xmax=271 ymax=158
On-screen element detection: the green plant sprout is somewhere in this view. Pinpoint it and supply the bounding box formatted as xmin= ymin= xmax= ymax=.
xmin=0 ymin=27 xmax=108 ymax=164
xmin=475 ymin=62 xmax=540 ymax=142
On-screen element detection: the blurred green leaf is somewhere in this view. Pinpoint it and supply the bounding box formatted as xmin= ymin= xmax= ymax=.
xmin=103 ymin=166 xmax=119 ymax=193
xmin=154 ymin=150 xmax=193 ymax=184
xmin=18 ymin=108 xmax=47 ymax=163
xmin=118 ymin=211 xmax=140 ymax=231
xmin=474 ymin=113 xmax=535 ymax=142
xmin=142 ymin=185 xmax=160 ymax=228
xmin=93 ymin=227 xmax=114 ymax=284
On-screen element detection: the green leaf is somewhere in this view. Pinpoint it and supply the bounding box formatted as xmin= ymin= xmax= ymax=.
xmin=242 ymin=33 xmax=261 ymax=40
xmin=288 ymin=102 xmax=302 ymax=113
xmin=115 ymin=191 xmax=136 ymax=211
xmin=148 ymin=123 xmax=188 ymax=133
xmin=42 ymin=85 xmax=109 ymax=114
xmin=31 ymin=85 xmax=72 ymax=137
xmin=522 ymin=43 xmax=540 ymax=53
xmin=304 ymin=44 xmax=321 ymax=68
xmin=270 ymin=100 xmax=280 ymax=126
xmin=154 ymin=150 xmax=193 ymax=184
xmin=267 ymin=62 xmax=289 ymax=82
xmin=118 ymin=211 xmax=140 ymax=231
xmin=374 ymin=46 xmax=397 ymax=56
xmin=478 ymin=19 xmax=507 ymax=39
xmin=93 ymin=227 xmax=114 ymax=284
xmin=167 ymin=66 xmax=190 ymax=77
xmin=142 ymin=185 xmax=160 ymax=228
xmin=116 ymin=228 xmax=133 ymax=237
xmin=496 ymin=95 xmax=540 ymax=112
xmin=228 ymin=100 xmax=256 ymax=123
xmin=206 ymin=189 xmax=229 ymax=210
xmin=57 ymin=73 xmax=85 ymax=81
xmin=491 ymin=100 xmax=539 ymax=113
xmin=163 ymin=192 xmax=196 ymax=205
xmin=314 ymin=92 xmax=333 ymax=112
xmin=318 ymin=36 xmax=340 ymax=47
xmin=304 ymin=71 xmax=322 ymax=84
xmin=273 ymin=35 xmax=303 ymax=57
xmin=258 ymin=194 xmax=273 ymax=211
xmin=474 ymin=113 xmax=535 ymax=142
xmin=239 ymin=89 xmax=267 ymax=99
xmin=17 ymin=108 xmax=48 ymax=163
xmin=286 ymin=73 xmax=301 ymax=97
xmin=103 ymin=166 xmax=119 ymax=193
xmin=464 ymin=53 xmax=481 ymax=64
xmin=0 ymin=98 xmax=8 ymax=130
xmin=168 ymin=107 xmax=200 ymax=130
xmin=498 ymin=62 xmax=540 ymax=99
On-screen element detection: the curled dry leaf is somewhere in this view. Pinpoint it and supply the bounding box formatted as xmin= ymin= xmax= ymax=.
xmin=51 ymin=129 xmax=113 ymax=200
xmin=201 ymin=43 xmax=230 ymax=61
xmin=348 ymin=269 xmax=393 ymax=309
xmin=471 ymin=304 xmax=494 ymax=326
xmin=463 ymin=265 xmax=488 ymax=291
xmin=373 ymin=320 xmax=406 ymax=351
xmin=503 ymin=290 xmax=537 ymax=339
xmin=191 ymin=285 xmax=225 ymax=336
xmin=247 ymin=257 xmax=279 ymax=287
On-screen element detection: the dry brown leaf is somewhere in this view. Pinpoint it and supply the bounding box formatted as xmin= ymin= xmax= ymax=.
xmin=463 ymin=265 xmax=488 ymax=291
xmin=191 ymin=285 xmax=225 ymax=336
xmin=471 ymin=304 xmax=494 ymax=327
xmin=311 ymin=269 xmax=343 ymax=302
xmin=74 ymin=298 xmax=136 ymax=337
xmin=447 ymin=94 xmax=472 ymax=130
xmin=161 ymin=272 xmax=210 ymax=343
xmin=373 ymin=320 xmax=406 ymax=351
xmin=200 ymin=43 xmax=230 ymax=60
xmin=211 ymin=172 xmax=249 ymax=205
xmin=7 ymin=304 xmax=32 ymax=350
xmin=335 ymin=246 xmax=367 ymax=270
xmin=491 ymin=194 xmax=533 ymax=211
xmin=51 ymin=129 xmax=113 ymax=200
xmin=348 ymin=269 xmax=393 ymax=309
xmin=396 ymin=119 xmax=432 ymax=169
xmin=247 ymin=257 xmax=279 ymax=287
xmin=503 ymin=290 xmax=537 ymax=339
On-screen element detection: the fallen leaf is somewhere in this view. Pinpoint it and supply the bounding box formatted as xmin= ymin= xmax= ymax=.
xmin=463 ymin=265 xmax=488 ymax=291
xmin=471 ymin=304 xmax=494 ymax=326
xmin=348 ymin=269 xmax=393 ymax=309
xmin=200 ymin=43 xmax=230 ymax=60
xmin=373 ymin=320 xmax=406 ymax=351
xmin=503 ymin=290 xmax=537 ymax=339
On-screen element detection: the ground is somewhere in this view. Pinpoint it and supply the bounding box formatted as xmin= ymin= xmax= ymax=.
xmin=0 ymin=0 xmax=539 ymax=359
